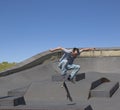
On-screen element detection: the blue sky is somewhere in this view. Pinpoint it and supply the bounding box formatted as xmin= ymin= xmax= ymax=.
xmin=0 ymin=0 xmax=120 ymax=62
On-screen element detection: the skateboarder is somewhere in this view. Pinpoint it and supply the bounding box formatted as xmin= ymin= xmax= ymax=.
xmin=50 ymin=47 xmax=95 ymax=82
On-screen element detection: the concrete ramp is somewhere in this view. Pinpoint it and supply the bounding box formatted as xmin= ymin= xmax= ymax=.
xmin=90 ymin=82 xmax=119 ymax=98
xmin=0 ymin=49 xmax=120 ymax=109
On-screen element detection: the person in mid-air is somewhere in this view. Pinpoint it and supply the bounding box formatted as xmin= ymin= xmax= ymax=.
xmin=50 ymin=47 xmax=95 ymax=82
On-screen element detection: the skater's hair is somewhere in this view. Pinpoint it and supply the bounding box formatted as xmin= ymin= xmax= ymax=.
xmin=73 ymin=48 xmax=80 ymax=55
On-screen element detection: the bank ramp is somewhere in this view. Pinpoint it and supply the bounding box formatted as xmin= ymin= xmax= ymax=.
xmin=0 ymin=48 xmax=120 ymax=110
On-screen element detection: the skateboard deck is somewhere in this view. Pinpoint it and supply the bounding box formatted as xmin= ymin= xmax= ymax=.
xmin=63 ymin=81 xmax=73 ymax=102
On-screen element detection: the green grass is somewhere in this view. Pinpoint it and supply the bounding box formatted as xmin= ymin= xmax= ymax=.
xmin=0 ymin=62 xmax=17 ymax=72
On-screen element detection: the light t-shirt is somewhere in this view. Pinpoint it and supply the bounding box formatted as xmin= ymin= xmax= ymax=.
xmin=59 ymin=48 xmax=82 ymax=65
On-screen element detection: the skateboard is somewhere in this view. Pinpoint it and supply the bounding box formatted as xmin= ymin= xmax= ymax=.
xmin=63 ymin=81 xmax=73 ymax=102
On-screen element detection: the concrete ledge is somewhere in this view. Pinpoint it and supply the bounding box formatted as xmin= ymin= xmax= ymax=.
xmin=88 ymin=77 xmax=110 ymax=99
xmin=90 ymin=82 xmax=119 ymax=97
xmin=90 ymin=77 xmax=110 ymax=90
xmin=14 ymin=96 xmax=26 ymax=106
xmin=52 ymin=73 xmax=85 ymax=82
xmin=75 ymin=73 xmax=85 ymax=81
xmin=52 ymin=74 xmax=69 ymax=82
xmin=0 ymin=96 xmax=25 ymax=106
xmin=110 ymin=82 xmax=119 ymax=97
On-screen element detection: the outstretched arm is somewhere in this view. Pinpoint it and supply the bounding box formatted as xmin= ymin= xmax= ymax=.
xmin=80 ymin=48 xmax=95 ymax=52
xmin=49 ymin=47 xmax=64 ymax=52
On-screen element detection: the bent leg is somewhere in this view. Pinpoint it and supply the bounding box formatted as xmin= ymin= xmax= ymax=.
xmin=67 ymin=64 xmax=80 ymax=79
xmin=58 ymin=59 xmax=68 ymax=76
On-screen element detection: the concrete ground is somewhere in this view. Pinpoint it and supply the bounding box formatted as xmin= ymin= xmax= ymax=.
xmin=0 ymin=49 xmax=120 ymax=110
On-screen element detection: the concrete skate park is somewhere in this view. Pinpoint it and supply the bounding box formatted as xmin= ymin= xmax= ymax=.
xmin=0 ymin=48 xmax=120 ymax=110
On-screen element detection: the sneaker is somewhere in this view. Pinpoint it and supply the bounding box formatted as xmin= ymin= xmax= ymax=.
xmin=67 ymin=75 xmax=75 ymax=84
xmin=67 ymin=75 xmax=71 ymax=81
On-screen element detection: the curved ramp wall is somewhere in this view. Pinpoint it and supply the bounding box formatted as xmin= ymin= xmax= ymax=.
xmin=0 ymin=51 xmax=59 ymax=76
xmin=0 ymin=48 xmax=120 ymax=77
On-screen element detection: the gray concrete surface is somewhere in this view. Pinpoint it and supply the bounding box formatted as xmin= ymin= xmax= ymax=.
xmin=0 ymin=49 xmax=120 ymax=109
xmin=90 ymin=82 xmax=119 ymax=97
